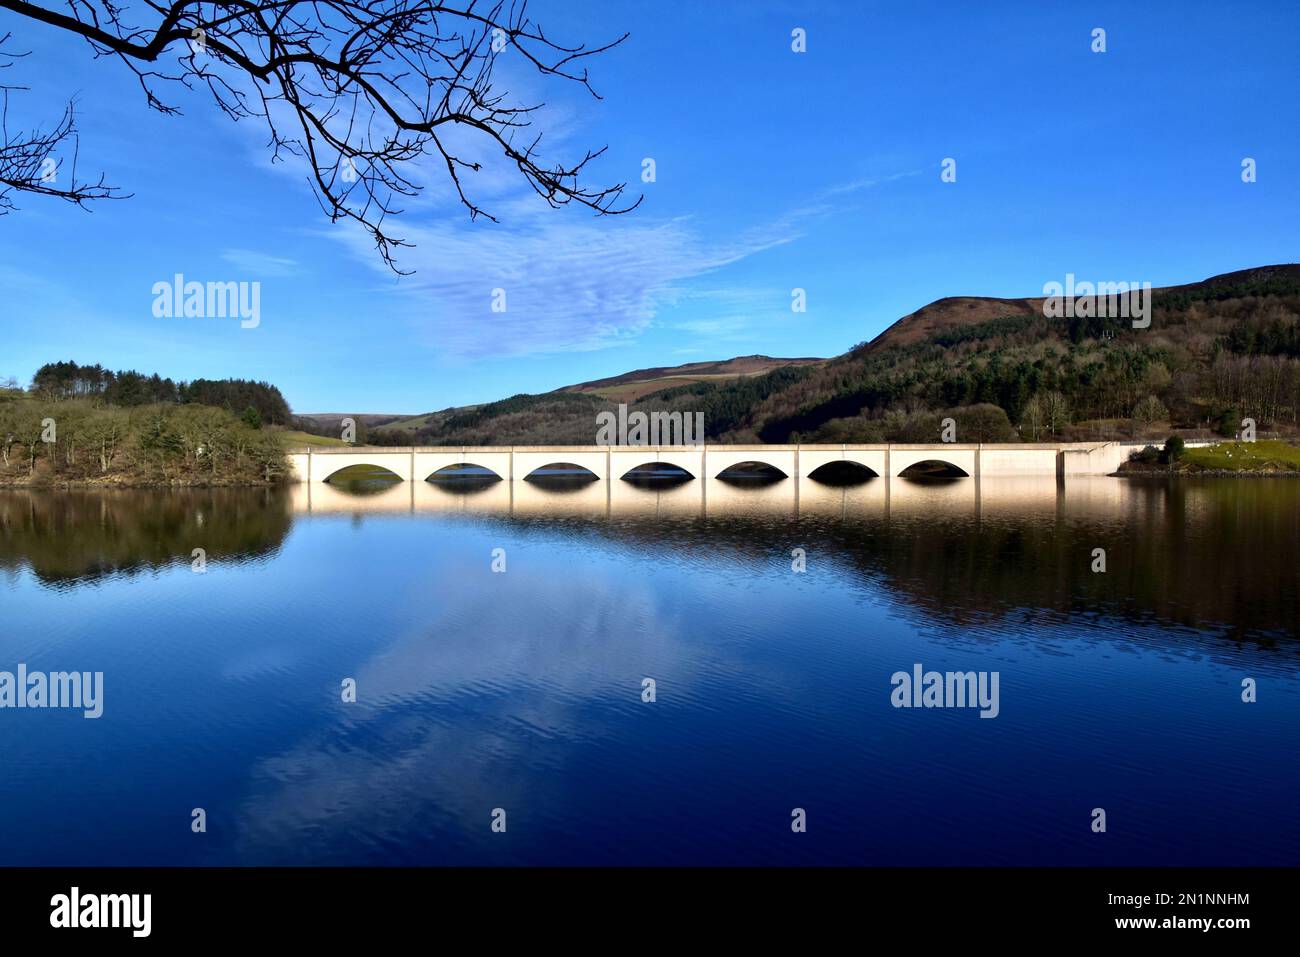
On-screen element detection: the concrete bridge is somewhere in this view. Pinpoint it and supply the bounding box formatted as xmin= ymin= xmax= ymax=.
xmin=286 ymin=442 xmax=1152 ymax=483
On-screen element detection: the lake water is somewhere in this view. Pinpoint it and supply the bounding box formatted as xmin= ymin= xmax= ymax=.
xmin=1 ymin=474 xmax=1297 ymax=865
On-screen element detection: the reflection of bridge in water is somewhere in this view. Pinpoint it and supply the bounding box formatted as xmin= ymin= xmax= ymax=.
xmin=288 ymin=441 xmax=1151 ymax=484
xmin=289 ymin=473 xmax=1136 ymax=521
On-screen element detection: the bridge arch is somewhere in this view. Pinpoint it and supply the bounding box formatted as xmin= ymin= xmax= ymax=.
xmin=714 ymin=460 xmax=789 ymax=481
xmin=897 ymin=459 xmax=970 ymax=479
xmin=889 ymin=446 xmax=977 ymax=479
xmin=512 ymin=449 xmax=608 ymax=480
xmin=424 ymin=462 xmax=504 ymax=481
xmin=705 ymin=446 xmax=797 ymax=480
xmin=523 ymin=462 xmax=601 ymax=481
xmin=619 ymin=461 xmax=696 ymax=481
xmin=807 ymin=460 xmax=879 ymax=484
xmin=321 ymin=462 xmax=406 ymax=483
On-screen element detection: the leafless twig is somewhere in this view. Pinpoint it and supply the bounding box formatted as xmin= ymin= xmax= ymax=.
xmin=0 ymin=2 xmax=640 ymax=269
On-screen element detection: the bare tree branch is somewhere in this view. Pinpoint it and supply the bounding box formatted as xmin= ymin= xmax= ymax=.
xmin=0 ymin=32 xmax=121 ymax=212
xmin=0 ymin=1 xmax=640 ymax=269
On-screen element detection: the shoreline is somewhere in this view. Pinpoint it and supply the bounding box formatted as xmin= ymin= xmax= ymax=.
xmin=1115 ymin=469 xmax=1300 ymax=478
xmin=0 ymin=478 xmax=284 ymax=490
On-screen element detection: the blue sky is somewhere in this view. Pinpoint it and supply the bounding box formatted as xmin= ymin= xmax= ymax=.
xmin=1 ymin=0 xmax=1297 ymax=413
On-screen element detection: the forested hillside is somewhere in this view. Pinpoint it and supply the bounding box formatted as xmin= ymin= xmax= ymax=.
xmin=361 ymin=265 xmax=1300 ymax=446
xmin=738 ymin=267 xmax=1300 ymax=443
xmin=0 ymin=361 xmax=293 ymax=485
xmin=29 ymin=361 xmax=293 ymax=425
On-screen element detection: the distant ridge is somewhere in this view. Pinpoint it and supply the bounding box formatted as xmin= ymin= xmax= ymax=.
xmin=867 ymin=264 xmax=1300 ymax=352
xmin=557 ymin=354 xmax=824 ymax=401
xmin=356 ymin=355 xmax=825 ymax=434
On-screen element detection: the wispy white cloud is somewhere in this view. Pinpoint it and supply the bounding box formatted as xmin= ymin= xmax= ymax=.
xmin=820 ymin=169 xmax=923 ymax=199
xmin=330 ymin=211 xmax=801 ymax=358
xmin=323 ymin=163 xmax=920 ymax=358
xmin=220 ymin=248 xmax=302 ymax=277
xmin=670 ymin=316 xmax=756 ymax=339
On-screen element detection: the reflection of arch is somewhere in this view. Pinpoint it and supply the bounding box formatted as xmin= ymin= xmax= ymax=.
xmin=619 ymin=461 xmax=696 ymax=481
xmin=808 ymin=461 xmax=879 ymax=484
xmin=715 ymin=460 xmax=789 ymax=481
xmin=523 ymin=462 xmax=600 ymax=481
xmin=322 ymin=463 xmax=404 ymax=483
xmin=425 ymin=463 xmax=503 ymax=481
xmin=897 ymin=459 xmax=970 ymax=479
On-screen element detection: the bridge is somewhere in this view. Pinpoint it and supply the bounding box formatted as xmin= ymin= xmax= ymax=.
xmin=286 ymin=442 xmax=1151 ymax=483
xmin=287 ymin=471 xmax=1134 ymax=521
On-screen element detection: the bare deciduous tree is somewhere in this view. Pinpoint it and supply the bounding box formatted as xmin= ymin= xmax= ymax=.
xmin=0 ymin=1 xmax=639 ymax=268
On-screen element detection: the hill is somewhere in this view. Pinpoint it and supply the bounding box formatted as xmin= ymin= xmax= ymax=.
xmin=742 ymin=264 xmax=1300 ymax=444
xmin=311 ymin=264 xmax=1300 ymax=447
xmin=557 ymin=355 xmax=824 ymax=403
xmin=358 ymin=355 xmax=824 ymax=443
xmin=867 ymin=264 xmax=1300 ymax=352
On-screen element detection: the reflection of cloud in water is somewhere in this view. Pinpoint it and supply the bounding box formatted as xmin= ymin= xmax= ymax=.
xmin=230 ymin=560 xmax=709 ymax=862
xmin=220 ymin=644 xmax=303 ymax=681
xmin=228 ymin=528 xmax=861 ymax=863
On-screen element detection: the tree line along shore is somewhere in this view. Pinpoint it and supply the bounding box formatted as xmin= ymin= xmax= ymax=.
xmin=0 ymin=364 xmax=297 ymax=486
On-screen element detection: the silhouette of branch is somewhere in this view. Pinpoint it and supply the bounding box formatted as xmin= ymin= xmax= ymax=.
xmin=0 ymin=1 xmax=640 ymax=269
xmin=0 ymin=33 xmax=120 ymax=212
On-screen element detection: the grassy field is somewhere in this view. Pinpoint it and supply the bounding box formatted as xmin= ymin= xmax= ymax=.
xmin=278 ymin=429 xmax=351 ymax=447
xmin=1182 ymin=439 xmax=1300 ymax=472
xmin=374 ymin=413 xmax=437 ymax=432
xmin=577 ymin=372 xmax=767 ymax=403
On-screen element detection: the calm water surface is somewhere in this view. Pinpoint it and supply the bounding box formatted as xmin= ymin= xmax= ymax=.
xmin=1 ymin=474 xmax=1297 ymax=865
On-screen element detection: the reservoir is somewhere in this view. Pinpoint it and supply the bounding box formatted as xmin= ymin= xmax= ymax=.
xmin=1 ymin=474 xmax=1297 ymax=865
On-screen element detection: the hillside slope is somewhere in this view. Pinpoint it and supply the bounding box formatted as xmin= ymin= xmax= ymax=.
xmin=558 ymin=355 xmax=824 ymax=402
xmin=736 ymin=264 xmax=1300 ymax=443
xmin=341 ymin=265 xmax=1300 ymax=446
xmin=867 ymin=264 xmax=1300 ymax=353
xmin=365 ymin=355 xmax=823 ymax=441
